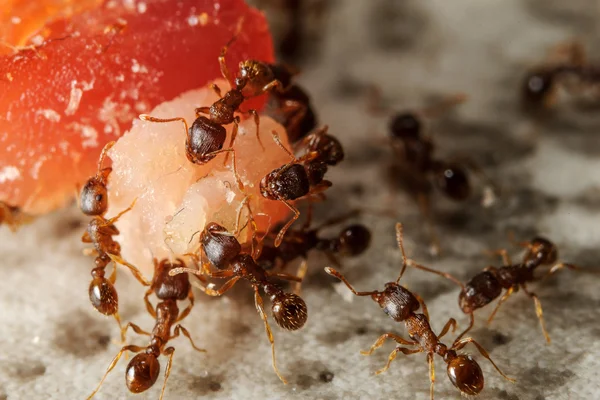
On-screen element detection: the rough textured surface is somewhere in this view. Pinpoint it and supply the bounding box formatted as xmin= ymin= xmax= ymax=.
xmin=1 ymin=0 xmax=600 ymax=399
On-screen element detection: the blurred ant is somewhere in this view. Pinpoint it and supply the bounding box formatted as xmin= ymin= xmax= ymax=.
xmin=257 ymin=209 xmax=371 ymax=293
xmin=325 ymin=223 xmax=514 ymax=399
xmin=407 ymin=235 xmax=589 ymax=343
xmin=0 ymin=201 xmax=33 ymax=231
xmin=87 ymin=258 xmax=205 ymax=400
xmin=260 ymin=129 xmax=341 ymax=247
xmin=79 ymin=141 xmax=150 ymax=340
xmin=170 ymin=220 xmax=307 ymax=384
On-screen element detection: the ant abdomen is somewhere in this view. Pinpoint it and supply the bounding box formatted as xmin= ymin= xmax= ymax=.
xmin=434 ymin=163 xmax=471 ymax=201
xmin=186 ymin=116 xmax=227 ymax=164
xmin=260 ymin=164 xmax=310 ymax=200
xmin=125 ymin=352 xmax=160 ymax=393
xmin=80 ymin=178 xmax=110 ymax=216
xmin=271 ymin=292 xmax=308 ymax=331
xmin=336 ymin=224 xmax=371 ymax=256
xmin=389 ymin=112 xmax=422 ymax=140
xmin=446 ymin=354 xmax=484 ymax=396
xmin=373 ymin=283 xmax=420 ymax=322
xmin=459 ymin=271 xmax=502 ymax=314
xmin=89 ymin=270 xmax=118 ymax=316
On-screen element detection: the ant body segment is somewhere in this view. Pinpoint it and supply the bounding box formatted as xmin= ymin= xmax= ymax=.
xmin=170 ymin=221 xmax=307 ymax=384
xmin=325 ymin=223 xmax=513 ymax=399
xmin=407 ymin=236 xmax=585 ymax=343
xmin=79 ymin=142 xmax=150 ymax=340
xmin=87 ymin=258 xmax=205 ymax=400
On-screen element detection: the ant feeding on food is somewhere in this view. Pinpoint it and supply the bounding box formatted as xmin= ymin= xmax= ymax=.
xmin=407 ymin=235 xmax=591 ymax=343
xmin=79 ymin=141 xmax=150 ymax=340
xmin=87 ymin=258 xmax=205 ymax=400
xmin=325 ymin=223 xmax=514 ymax=399
xmin=522 ymin=41 xmax=600 ymax=111
xmin=0 ymin=201 xmax=33 ymax=231
xmin=169 ymin=204 xmax=307 ymax=384
xmin=260 ymin=128 xmax=342 ymax=247
xmin=257 ymin=209 xmax=371 ymax=294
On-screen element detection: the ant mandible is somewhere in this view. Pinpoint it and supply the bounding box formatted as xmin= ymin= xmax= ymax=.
xmin=406 ymin=235 xmax=589 ymax=343
xmin=257 ymin=209 xmax=371 ymax=294
xmin=325 ymin=223 xmax=514 ymax=399
xmin=87 ymin=258 xmax=205 ymax=400
xmin=79 ymin=141 xmax=150 ymax=340
xmin=170 ymin=219 xmax=307 ymax=384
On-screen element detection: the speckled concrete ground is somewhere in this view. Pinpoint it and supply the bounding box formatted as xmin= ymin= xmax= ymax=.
xmin=1 ymin=0 xmax=600 ymax=399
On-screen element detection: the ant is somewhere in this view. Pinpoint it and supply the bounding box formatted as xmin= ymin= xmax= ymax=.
xmin=325 ymin=223 xmax=514 ymax=399
xmin=170 ymin=220 xmax=307 ymax=384
xmin=257 ymin=209 xmax=371 ymax=293
xmin=87 ymin=258 xmax=205 ymax=400
xmin=79 ymin=141 xmax=150 ymax=340
xmin=0 ymin=201 xmax=33 ymax=231
xmin=260 ymin=128 xmax=342 ymax=247
xmin=406 ymin=235 xmax=588 ymax=343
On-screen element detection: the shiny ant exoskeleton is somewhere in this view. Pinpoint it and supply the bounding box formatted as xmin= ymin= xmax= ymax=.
xmin=79 ymin=141 xmax=150 ymax=340
xmin=87 ymin=258 xmax=205 ymax=400
xmin=170 ymin=221 xmax=307 ymax=384
xmin=257 ymin=210 xmax=371 ymax=293
xmin=407 ymin=235 xmax=587 ymax=343
xmin=325 ymin=223 xmax=514 ymax=399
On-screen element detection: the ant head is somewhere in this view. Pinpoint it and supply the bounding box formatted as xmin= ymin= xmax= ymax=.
xmin=458 ymin=271 xmax=502 ymax=314
xmin=315 ymin=132 xmax=344 ymax=166
xmin=238 ymin=60 xmax=275 ymax=96
xmin=80 ymin=177 xmax=108 ymax=216
xmin=389 ymin=112 xmax=422 ymax=140
xmin=522 ymin=68 xmax=555 ymax=109
xmin=446 ymin=354 xmax=484 ymax=396
xmin=201 ymin=223 xmax=241 ymax=269
xmin=89 ymin=274 xmax=118 ymax=316
xmin=525 ymin=237 xmax=557 ymax=267
xmin=337 ymin=224 xmax=371 ymax=256
xmin=271 ymin=292 xmax=308 ymax=331
xmin=372 ymin=283 xmax=420 ymax=322
xmin=260 ymin=164 xmax=310 ymax=201
xmin=125 ymin=352 xmax=160 ymax=393
xmin=435 ymin=163 xmax=470 ymax=201
xmin=306 ymin=161 xmax=328 ymax=186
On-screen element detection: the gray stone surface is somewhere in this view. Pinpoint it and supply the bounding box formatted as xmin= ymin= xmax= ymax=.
xmin=1 ymin=0 xmax=600 ymax=399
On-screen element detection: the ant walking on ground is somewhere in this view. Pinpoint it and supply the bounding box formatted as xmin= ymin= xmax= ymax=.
xmin=406 ymin=235 xmax=590 ymax=343
xmin=79 ymin=141 xmax=150 ymax=340
xmin=87 ymin=258 xmax=205 ymax=400
xmin=325 ymin=223 xmax=514 ymax=399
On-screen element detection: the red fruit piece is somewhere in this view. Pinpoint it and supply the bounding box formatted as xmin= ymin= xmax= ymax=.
xmin=0 ymin=0 xmax=274 ymax=214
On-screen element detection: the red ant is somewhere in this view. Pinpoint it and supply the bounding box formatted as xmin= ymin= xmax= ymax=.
xmin=0 ymin=201 xmax=33 ymax=231
xmin=406 ymin=235 xmax=589 ymax=343
xmin=80 ymin=141 xmax=150 ymax=340
xmin=87 ymin=258 xmax=205 ymax=400
xmin=170 ymin=220 xmax=307 ymax=384
xmin=325 ymin=223 xmax=514 ymax=399
xmin=260 ymin=127 xmax=342 ymax=247
xmin=257 ymin=209 xmax=371 ymax=293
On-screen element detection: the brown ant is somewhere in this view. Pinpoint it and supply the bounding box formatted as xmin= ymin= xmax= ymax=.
xmin=406 ymin=235 xmax=588 ymax=343
xmin=257 ymin=210 xmax=371 ymax=293
xmin=169 ymin=221 xmax=307 ymax=384
xmin=79 ymin=141 xmax=150 ymax=340
xmin=87 ymin=258 xmax=205 ymax=400
xmin=0 ymin=201 xmax=33 ymax=231
xmin=325 ymin=223 xmax=514 ymax=399
xmin=260 ymin=128 xmax=342 ymax=247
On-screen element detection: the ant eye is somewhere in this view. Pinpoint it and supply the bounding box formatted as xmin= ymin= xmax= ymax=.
xmin=272 ymin=293 xmax=308 ymax=331
xmin=95 ymin=194 xmax=103 ymax=202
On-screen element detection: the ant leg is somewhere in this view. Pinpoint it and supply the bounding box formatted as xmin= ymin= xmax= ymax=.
xmin=274 ymin=200 xmax=300 ymax=247
xmin=271 ymin=130 xmax=296 ymax=161
xmin=484 ymin=248 xmax=512 ymax=266
xmin=452 ymin=337 xmax=515 ymax=383
xmin=159 ymin=347 xmax=175 ymax=400
xmin=207 ymin=148 xmax=244 ymax=191
xmin=453 ymin=313 xmax=474 ymax=345
xmin=544 ymin=262 xmax=594 ymax=278
xmin=360 ymin=333 xmax=416 ymax=356
xmin=139 ymin=115 xmax=189 ymax=134
xmin=121 ymin=322 xmax=152 ymax=341
xmin=86 ymin=345 xmax=145 ymax=399
xmin=195 ymin=106 xmax=210 ymax=116
xmin=406 ymin=260 xmax=464 ymax=289
xmin=104 ymin=197 xmax=137 ymax=226
xmin=522 ymin=284 xmax=551 ymax=343
xmin=268 ymin=271 xmax=303 ymax=283
xmin=81 ymin=231 xmax=93 ymax=243
xmin=375 ymin=347 xmax=422 ymax=375
xmin=324 ymin=267 xmax=381 ymax=297
xmin=171 ymin=325 xmax=207 ymax=353
xmin=211 ymin=83 xmax=222 ymax=97
xmin=412 ymin=291 xmax=430 ymax=321
xmin=417 ymin=192 xmax=440 ymax=256
xmin=261 ymin=79 xmax=284 ymax=94
xmin=486 ymin=287 xmax=515 ymax=325
xmin=218 ymin=16 xmax=245 ymax=83
xmin=107 ymin=254 xmax=151 ymax=286
xmin=113 ymin=312 xmax=125 ymax=343
xmin=437 ymin=318 xmax=457 ymax=340
xmin=203 ymin=276 xmax=242 ymax=296
xmin=395 ymin=223 xmax=409 ymax=283
xmin=293 ymin=258 xmax=308 ymax=295
xmin=143 ymin=288 xmax=157 ymax=318
xmin=247 ymin=109 xmax=264 ymax=150
xmin=427 ymin=352 xmax=435 ymax=400
xmin=254 ymin=287 xmax=288 ymax=384
xmin=175 ymin=290 xmax=195 ymax=323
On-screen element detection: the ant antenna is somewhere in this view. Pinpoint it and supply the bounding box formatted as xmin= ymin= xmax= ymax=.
xmin=324 ymin=267 xmax=380 ymax=297
xmin=395 ymin=223 xmax=408 ymax=283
